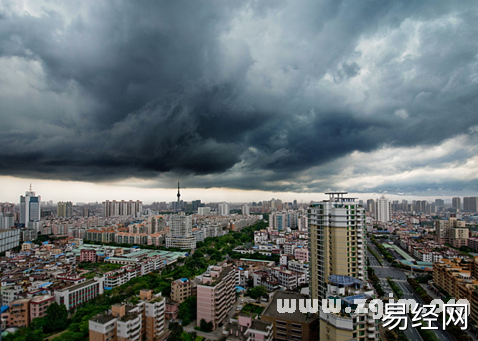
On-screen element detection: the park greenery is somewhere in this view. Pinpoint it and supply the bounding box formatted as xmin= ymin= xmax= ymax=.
xmin=4 ymin=218 xmax=269 ymax=341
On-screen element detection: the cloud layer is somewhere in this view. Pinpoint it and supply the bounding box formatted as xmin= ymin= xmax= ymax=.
xmin=1 ymin=0 xmax=478 ymax=194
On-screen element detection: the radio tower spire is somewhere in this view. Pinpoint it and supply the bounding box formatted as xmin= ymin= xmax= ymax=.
xmin=177 ymin=182 xmax=181 ymax=212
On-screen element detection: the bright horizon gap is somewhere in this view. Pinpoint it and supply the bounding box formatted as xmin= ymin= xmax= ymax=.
xmin=0 ymin=176 xmax=465 ymax=205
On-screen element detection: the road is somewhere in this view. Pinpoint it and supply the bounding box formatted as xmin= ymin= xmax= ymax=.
xmin=368 ymin=250 xmax=382 ymax=267
xmin=367 ymin=236 xmax=452 ymax=341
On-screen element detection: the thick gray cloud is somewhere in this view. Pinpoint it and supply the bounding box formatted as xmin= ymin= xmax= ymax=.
xmin=1 ymin=0 xmax=478 ymax=194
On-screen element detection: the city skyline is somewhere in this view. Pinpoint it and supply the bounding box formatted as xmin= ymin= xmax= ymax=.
xmin=0 ymin=1 xmax=478 ymax=199
xmin=0 ymin=177 xmax=475 ymax=205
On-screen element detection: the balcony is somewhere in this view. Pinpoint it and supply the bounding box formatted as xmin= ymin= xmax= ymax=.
xmin=367 ymin=319 xmax=374 ymax=324
xmin=368 ymin=333 xmax=376 ymax=339
xmin=368 ymin=326 xmax=375 ymax=332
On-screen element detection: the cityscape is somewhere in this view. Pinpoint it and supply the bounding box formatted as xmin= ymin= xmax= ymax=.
xmin=1 ymin=186 xmax=478 ymax=341
xmin=1 ymin=1 xmax=478 ymax=341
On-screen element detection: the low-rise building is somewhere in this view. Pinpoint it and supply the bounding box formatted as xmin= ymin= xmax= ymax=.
xmin=2 ymin=286 xmax=23 ymax=306
xmin=165 ymin=298 xmax=179 ymax=320
xmin=29 ymin=295 xmax=55 ymax=322
xmin=9 ymin=298 xmax=31 ymax=328
xmin=226 ymin=313 xmax=273 ymax=341
xmin=171 ymin=278 xmax=192 ymax=304
xmin=54 ymin=277 xmax=104 ymax=310
xmin=261 ymin=291 xmax=320 ymax=341
xmin=80 ymin=248 xmax=97 ymax=263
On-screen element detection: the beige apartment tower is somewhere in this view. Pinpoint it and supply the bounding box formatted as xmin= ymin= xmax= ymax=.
xmin=308 ymin=192 xmax=366 ymax=301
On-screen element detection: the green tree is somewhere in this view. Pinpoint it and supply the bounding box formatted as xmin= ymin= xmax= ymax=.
xmin=168 ymin=322 xmax=184 ymax=341
xmin=30 ymin=317 xmax=47 ymax=332
xmin=385 ymin=330 xmax=397 ymax=341
xmin=178 ymin=296 xmax=197 ymax=326
xmin=25 ymin=330 xmax=43 ymax=341
xmin=249 ymin=286 xmax=267 ymax=299
xmin=200 ymin=319 xmax=213 ymax=332
xmin=44 ymin=302 xmax=68 ymax=333
xmin=397 ymin=332 xmax=408 ymax=341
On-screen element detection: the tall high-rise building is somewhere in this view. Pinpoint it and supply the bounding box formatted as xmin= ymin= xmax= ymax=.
xmin=0 ymin=214 xmax=15 ymax=229
xmin=435 ymin=198 xmax=445 ymax=207
xmin=218 ymin=202 xmax=229 ymax=216
xmin=82 ymin=205 xmax=90 ymax=217
xmin=57 ymin=201 xmax=73 ymax=218
xmin=169 ymin=213 xmax=192 ymax=238
xmin=308 ymin=192 xmax=366 ymax=301
xmin=414 ymin=200 xmax=427 ymax=213
xmin=452 ymin=197 xmax=461 ymax=211
xmin=464 ymin=197 xmax=478 ymax=213
xmin=0 ymin=203 xmax=15 ymax=215
xmin=192 ymin=200 xmax=201 ymax=212
xmin=20 ymin=185 xmax=41 ymax=225
xmin=166 ymin=213 xmax=196 ymax=249
xmin=241 ymin=204 xmax=250 ymax=215
xmin=269 ymin=198 xmax=283 ymax=212
xmin=391 ymin=200 xmax=399 ymax=211
xmin=102 ymin=200 xmax=142 ymax=218
xmin=375 ymin=196 xmax=391 ymax=223
xmin=197 ymin=207 xmax=211 ymax=215
xmin=366 ymin=199 xmax=375 ymax=216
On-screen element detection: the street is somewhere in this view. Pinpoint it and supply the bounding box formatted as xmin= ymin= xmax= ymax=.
xmin=367 ymin=236 xmax=453 ymax=341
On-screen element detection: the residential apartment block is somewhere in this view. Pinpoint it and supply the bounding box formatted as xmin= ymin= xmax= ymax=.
xmin=0 ymin=229 xmax=20 ymax=253
xmin=434 ymin=215 xmax=467 ymax=246
xmin=309 ymin=192 xmax=366 ymax=301
xmin=196 ymin=264 xmax=236 ymax=330
xmin=319 ymin=275 xmax=378 ymax=341
xmin=89 ymin=290 xmax=165 ymax=341
xmin=166 ymin=213 xmax=196 ymax=249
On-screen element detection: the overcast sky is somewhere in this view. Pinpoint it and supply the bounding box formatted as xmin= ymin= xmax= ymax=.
xmin=1 ymin=0 xmax=478 ymax=203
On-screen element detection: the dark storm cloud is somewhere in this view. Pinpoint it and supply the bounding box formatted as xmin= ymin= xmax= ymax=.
xmin=1 ymin=0 xmax=478 ymax=193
